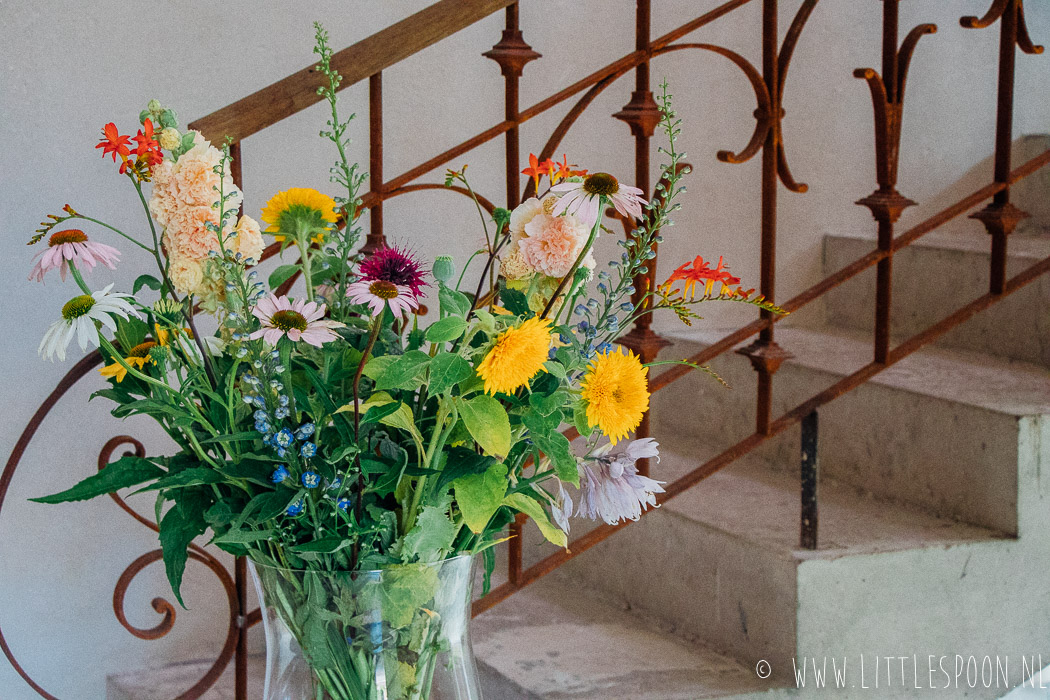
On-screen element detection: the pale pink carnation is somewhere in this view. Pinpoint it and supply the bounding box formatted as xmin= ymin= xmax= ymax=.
xmin=509 ymin=197 xmax=544 ymax=238
xmin=170 ymin=143 xmax=242 ymax=210
xmin=167 ymin=254 xmax=204 ymax=295
xmin=499 ymin=244 xmax=533 ymax=281
xmin=229 ymin=215 xmax=264 ymax=261
xmin=518 ymin=213 xmax=589 ymax=278
xmin=165 ymin=205 xmax=221 ymax=262
xmin=148 ymin=160 xmax=177 ymax=228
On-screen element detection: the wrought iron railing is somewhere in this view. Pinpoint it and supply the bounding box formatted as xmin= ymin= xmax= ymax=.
xmin=2 ymin=0 xmax=1045 ymax=696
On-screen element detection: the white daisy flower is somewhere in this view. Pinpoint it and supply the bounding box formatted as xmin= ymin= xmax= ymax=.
xmin=39 ymin=284 xmax=139 ymax=362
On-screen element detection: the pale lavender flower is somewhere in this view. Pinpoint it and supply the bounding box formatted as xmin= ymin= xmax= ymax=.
xmin=576 ymin=438 xmax=664 ymax=525
xmin=551 ymin=481 xmax=573 ymax=535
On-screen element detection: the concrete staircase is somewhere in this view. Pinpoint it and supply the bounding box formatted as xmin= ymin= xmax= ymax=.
xmin=108 ymin=182 xmax=1050 ymax=698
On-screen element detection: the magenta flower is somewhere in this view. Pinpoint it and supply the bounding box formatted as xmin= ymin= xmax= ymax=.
xmin=551 ymin=173 xmax=647 ymax=227
xmin=346 ymin=279 xmax=419 ymax=318
xmin=357 ymin=245 xmax=428 ymax=297
xmin=30 ymin=229 xmax=120 ymax=282
xmin=249 ymin=294 xmax=345 ymax=347
xmin=576 ymin=438 xmax=664 ymax=525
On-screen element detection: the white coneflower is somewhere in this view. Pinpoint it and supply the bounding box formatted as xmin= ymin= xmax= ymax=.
xmin=576 ymin=438 xmax=664 ymax=525
xmin=550 ymin=172 xmax=647 ymax=227
xmin=39 ymin=284 xmax=139 ymax=362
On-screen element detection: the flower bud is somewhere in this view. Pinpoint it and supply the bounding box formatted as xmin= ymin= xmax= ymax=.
xmin=432 ymin=255 xmax=456 ymax=285
xmin=159 ymin=127 xmax=181 ymax=150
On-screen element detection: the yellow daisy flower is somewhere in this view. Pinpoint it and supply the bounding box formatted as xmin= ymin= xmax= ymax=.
xmin=476 ymin=317 xmax=553 ymax=395
xmin=580 ymin=347 xmax=650 ymax=445
xmin=99 ymin=340 xmax=159 ymax=383
xmin=260 ymin=188 xmax=339 ymax=238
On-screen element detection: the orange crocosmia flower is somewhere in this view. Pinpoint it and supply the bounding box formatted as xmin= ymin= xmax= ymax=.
xmin=132 ymin=120 xmax=164 ymax=171
xmin=663 ymin=255 xmax=741 ymax=299
xmin=522 ymin=153 xmax=556 ymax=190
xmin=95 ymin=123 xmax=132 ymax=162
xmin=552 ymin=153 xmax=587 ymax=184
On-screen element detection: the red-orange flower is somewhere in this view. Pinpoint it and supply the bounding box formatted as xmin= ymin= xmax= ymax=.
xmin=132 ymin=119 xmax=163 ymax=170
xmin=552 ymin=153 xmax=587 ymax=184
xmin=522 ymin=153 xmax=556 ymax=190
xmin=662 ymin=255 xmax=741 ymax=299
xmin=95 ymin=123 xmax=132 ymax=163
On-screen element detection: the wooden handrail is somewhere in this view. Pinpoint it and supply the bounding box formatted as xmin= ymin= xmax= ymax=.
xmin=188 ymin=0 xmax=516 ymax=143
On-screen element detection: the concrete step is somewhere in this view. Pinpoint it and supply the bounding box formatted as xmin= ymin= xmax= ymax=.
xmin=521 ymin=444 xmax=1005 ymax=685
xmin=649 ymin=326 xmax=1050 ymax=533
xmin=473 ymin=572 xmax=780 ymax=700
xmin=821 ymin=229 xmax=1050 ymax=367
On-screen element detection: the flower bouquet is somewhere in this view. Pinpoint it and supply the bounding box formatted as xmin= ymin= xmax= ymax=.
xmin=27 ymin=25 xmax=782 ymax=700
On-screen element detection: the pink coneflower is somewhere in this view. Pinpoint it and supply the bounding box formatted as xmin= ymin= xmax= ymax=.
xmin=249 ymin=294 xmax=345 ymax=347
xmin=346 ymin=279 xmax=419 ymax=318
xmin=357 ymin=245 xmax=428 ymax=297
xmin=550 ymin=173 xmax=647 ymax=228
xmin=576 ymin=438 xmax=665 ymax=525
xmin=29 ymin=229 xmax=121 ymax=282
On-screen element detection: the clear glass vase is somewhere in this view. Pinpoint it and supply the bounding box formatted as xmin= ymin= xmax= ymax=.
xmin=249 ymin=555 xmax=482 ymax=700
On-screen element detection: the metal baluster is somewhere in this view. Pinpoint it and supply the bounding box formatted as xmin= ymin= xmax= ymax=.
xmin=363 ymin=72 xmax=386 ymax=255
xmin=800 ymin=410 xmax=819 ymax=550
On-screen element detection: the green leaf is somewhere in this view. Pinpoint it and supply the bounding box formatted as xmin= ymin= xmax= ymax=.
xmin=374 ymin=350 xmax=431 ymax=391
xmin=31 ymin=455 xmax=164 ymax=503
xmin=159 ymin=495 xmax=210 ymax=607
xmin=362 ymin=354 xmax=398 ymax=381
xmin=268 ymin=264 xmax=299 ymax=290
xmin=399 ymin=504 xmax=457 ymax=563
xmin=573 ymin=402 xmax=593 ymax=438
xmin=133 ymin=274 xmax=163 ymax=294
xmin=499 ymin=286 xmax=530 ymax=317
xmin=361 ymin=402 xmax=402 ymax=425
xmin=503 ymin=492 xmax=567 ymax=548
xmin=290 ymin=537 xmax=351 ymax=554
xmin=529 ymin=391 xmax=564 ymax=417
xmin=428 ymin=354 xmax=473 ymax=395
xmin=531 ymin=430 xmax=579 ymax=486
xmin=359 ymin=564 xmax=440 ymax=629
xmin=439 ymin=283 xmax=470 ymax=318
xmin=454 ymin=463 xmax=508 ymax=533
xmin=133 ymin=467 xmax=225 ymax=494
xmin=543 ymin=360 xmax=567 ymax=379
xmin=456 ymin=395 xmax=511 ymax=458
xmin=473 ymin=309 xmax=497 ymax=336
xmin=201 ymin=431 xmax=259 ymax=444
xmin=242 ymin=490 xmax=296 ymax=525
xmin=424 ymin=316 xmax=467 ymax=343
xmin=213 ymin=527 xmax=274 ymax=544
xmin=434 ymin=446 xmax=496 ymax=491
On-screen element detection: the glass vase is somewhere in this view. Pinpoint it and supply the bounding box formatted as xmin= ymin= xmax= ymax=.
xmin=249 ymin=555 xmax=482 ymax=700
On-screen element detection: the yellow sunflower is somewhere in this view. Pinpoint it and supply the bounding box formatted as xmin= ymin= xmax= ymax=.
xmin=476 ymin=317 xmax=553 ymax=395
xmin=260 ymin=188 xmax=339 ymax=239
xmin=580 ymin=347 xmax=650 ymax=445
xmin=99 ymin=340 xmax=160 ymax=383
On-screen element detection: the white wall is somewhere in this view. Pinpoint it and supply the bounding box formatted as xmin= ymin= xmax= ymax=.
xmin=1 ymin=1 xmax=1047 ymax=697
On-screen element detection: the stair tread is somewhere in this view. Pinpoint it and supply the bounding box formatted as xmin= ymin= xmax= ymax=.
xmin=652 ymin=444 xmax=1006 ymax=559
xmin=107 ymin=656 xmax=265 ymax=700
xmin=826 ymin=228 xmax=1050 ymax=260
xmin=473 ymin=574 xmax=777 ymax=699
xmin=661 ymin=325 xmax=1050 ymax=416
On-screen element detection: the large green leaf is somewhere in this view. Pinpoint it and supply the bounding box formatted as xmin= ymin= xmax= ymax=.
xmin=530 ymin=430 xmax=579 ymax=486
xmin=503 ymin=492 xmax=567 ymax=548
xmin=30 ymin=455 xmax=164 ymax=504
xmin=133 ymin=467 xmax=225 ymax=494
xmin=399 ymin=504 xmax=457 ymax=563
xmin=428 ymin=354 xmax=473 ymax=395
xmin=456 ymin=395 xmax=511 ymax=458
xmin=454 ymin=463 xmax=508 ymax=534
xmin=159 ymin=493 xmax=210 ymax=607
xmin=359 ymin=564 xmax=440 ymax=629
xmin=438 ymin=284 xmax=471 ymax=318
xmin=434 ymin=446 xmax=496 ymax=492
xmin=268 ymin=264 xmax=299 ymax=289
xmin=374 ymin=350 xmax=431 ymax=391
xmin=424 ymin=316 xmax=468 ymax=343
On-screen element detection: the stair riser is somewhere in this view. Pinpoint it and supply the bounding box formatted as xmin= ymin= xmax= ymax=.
xmin=650 ymin=339 xmax=1023 ymax=534
xmin=822 ymin=235 xmax=1050 ymax=367
xmin=517 ymin=511 xmax=800 ymax=681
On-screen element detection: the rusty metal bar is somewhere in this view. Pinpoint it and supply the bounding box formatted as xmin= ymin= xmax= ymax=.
xmin=800 ymin=410 xmax=819 ymax=550
xmin=364 ymin=72 xmax=385 ymax=255
xmin=989 ymin=0 xmax=1018 ymax=294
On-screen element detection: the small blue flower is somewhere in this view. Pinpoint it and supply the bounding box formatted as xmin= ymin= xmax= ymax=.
xmin=254 ymin=419 xmax=271 ymax=434
xmin=274 ymin=428 xmax=294 ymax=448
xmin=548 ymin=347 xmax=558 ymax=360
xmin=278 ymin=395 xmax=290 ymax=407
xmin=301 ymin=472 xmax=320 ymax=489
xmin=251 ymin=395 xmax=265 ymax=408
xmin=327 ymin=477 xmax=343 ymax=491
xmin=296 ymin=423 xmax=316 ymax=439
xmin=275 ymin=446 xmax=287 ymax=458
xmin=286 ymin=499 xmax=305 ymax=516
xmin=271 ymin=465 xmax=290 ymax=484
xmin=337 ymin=498 xmax=351 ymax=512
xmin=274 ymin=406 xmax=290 ymax=420
xmin=300 ymin=442 xmax=317 ymax=458
xmin=241 ymin=395 xmax=255 ymax=405
xmin=253 ymin=410 xmax=268 ymax=421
